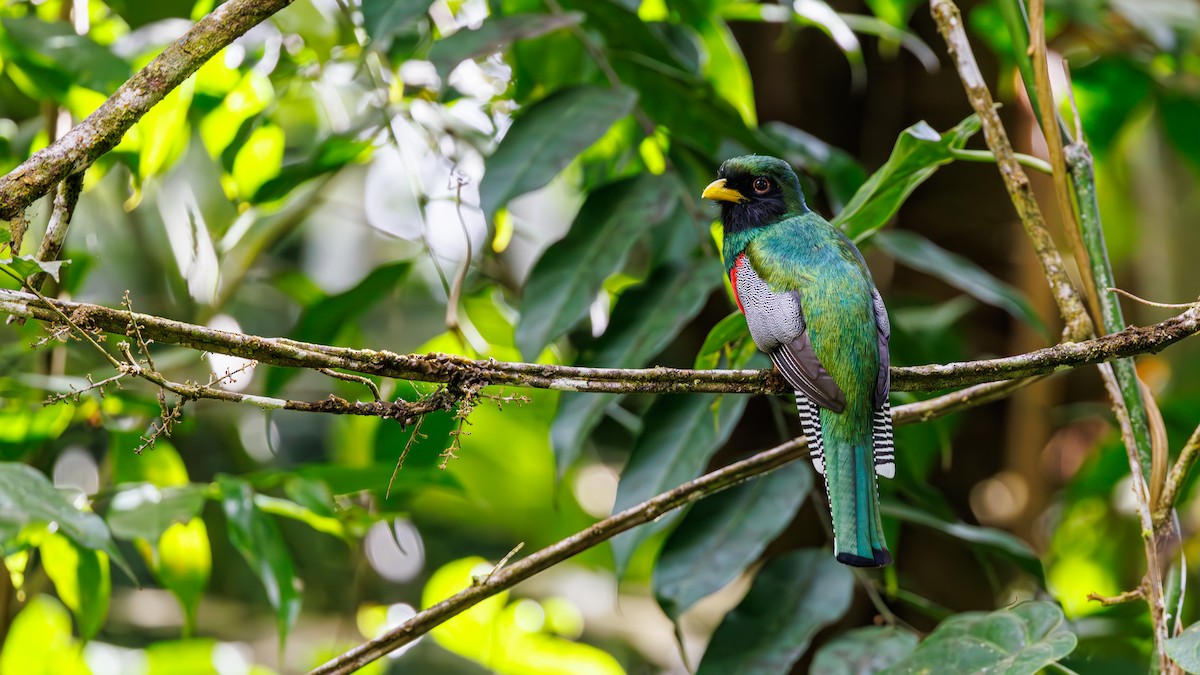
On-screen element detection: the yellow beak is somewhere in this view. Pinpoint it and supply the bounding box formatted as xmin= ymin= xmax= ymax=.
xmin=701 ymin=178 xmax=746 ymax=203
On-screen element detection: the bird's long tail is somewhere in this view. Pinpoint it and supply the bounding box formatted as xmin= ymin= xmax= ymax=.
xmin=797 ymin=392 xmax=892 ymax=567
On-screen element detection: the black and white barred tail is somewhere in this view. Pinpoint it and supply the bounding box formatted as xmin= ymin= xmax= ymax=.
xmin=795 ymin=392 xmax=894 ymax=478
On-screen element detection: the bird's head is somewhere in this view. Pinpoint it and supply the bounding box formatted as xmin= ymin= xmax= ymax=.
xmin=701 ymin=155 xmax=808 ymax=234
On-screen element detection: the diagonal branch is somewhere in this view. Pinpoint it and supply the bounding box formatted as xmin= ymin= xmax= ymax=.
xmin=0 ymin=0 xmax=295 ymax=220
xmin=1 ymin=289 xmax=1197 ymax=395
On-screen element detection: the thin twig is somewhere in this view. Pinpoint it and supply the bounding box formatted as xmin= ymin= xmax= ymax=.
xmin=1157 ymin=422 xmax=1200 ymax=521
xmin=319 ymin=368 xmax=382 ymax=401
xmin=1108 ymin=288 xmax=1199 ymax=310
xmin=28 ymin=173 xmax=84 ymax=294
xmin=1087 ymin=585 xmax=1144 ymax=606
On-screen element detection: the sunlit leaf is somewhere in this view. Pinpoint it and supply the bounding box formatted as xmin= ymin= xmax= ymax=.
xmin=515 ymin=174 xmax=675 ymax=360
xmin=154 ymin=518 xmax=211 ymax=637
xmin=0 ymin=17 xmax=130 ymax=98
xmin=812 ymin=627 xmax=919 ymax=674
xmin=873 ymin=230 xmax=1046 ymax=334
xmin=110 ymin=435 xmax=190 ymax=486
xmin=1165 ymin=621 xmax=1200 ymax=673
xmin=697 ymin=549 xmax=854 ymax=673
xmin=610 ymin=392 xmax=749 ymax=577
xmin=655 ymin=461 xmax=811 ymax=620
xmin=217 ymin=476 xmax=302 ymax=645
xmin=0 ymin=595 xmax=89 ymax=674
xmin=429 ymin=13 xmax=584 ymax=80
xmin=833 ymin=116 xmax=981 ymax=240
xmin=106 ymin=483 xmax=207 ymax=542
xmin=883 ymin=503 xmax=1044 ymax=583
xmin=136 ymin=76 xmax=195 ymax=178
xmin=266 ymin=261 xmax=411 ymax=396
xmin=232 ymin=124 xmax=285 ymax=200
xmin=0 ymin=255 xmax=67 ymax=282
xmin=0 ymin=463 xmax=131 ymax=579
xmin=254 ymin=134 xmax=372 ymax=203
xmin=39 ymin=533 xmax=110 ymax=641
xmin=254 ymin=494 xmax=345 ymax=540
xmin=882 ymin=601 xmax=1077 ymax=674
xmin=550 ymin=260 xmax=723 ymax=475
xmin=694 ymin=310 xmax=753 ymax=369
xmin=481 ymin=85 xmax=638 ymax=221
xmin=144 ymin=638 xmax=223 ymax=675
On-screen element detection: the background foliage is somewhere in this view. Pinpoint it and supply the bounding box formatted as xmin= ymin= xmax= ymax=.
xmin=1 ymin=0 xmax=1199 ymax=672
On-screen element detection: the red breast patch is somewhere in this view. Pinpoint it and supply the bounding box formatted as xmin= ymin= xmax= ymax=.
xmin=730 ymin=252 xmax=747 ymax=315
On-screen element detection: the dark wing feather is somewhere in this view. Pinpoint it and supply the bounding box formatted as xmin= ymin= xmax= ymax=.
xmin=872 ymin=287 xmax=890 ymax=408
xmin=769 ymin=291 xmax=846 ymax=413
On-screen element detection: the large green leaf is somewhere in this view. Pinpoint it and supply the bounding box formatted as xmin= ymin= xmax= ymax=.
xmin=1166 ymin=621 xmax=1200 ymax=674
xmin=872 ymin=230 xmax=1046 ymax=335
xmin=0 ymin=255 xmax=67 ymax=283
xmin=515 ymin=174 xmax=676 ymax=360
xmin=154 ymin=517 xmax=211 ymax=637
xmin=216 ymin=476 xmax=302 ymax=645
xmin=0 ymin=17 xmax=130 ymax=98
xmin=883 ymin=601 xmax=1077 ymax=674
xmin=833 ymin=116 xmax=981 ymax=240
xmin=40 ymin=533 xmax=110 ymax=641
xmin=654 ymin=461 xmax=811 ymax=620
xmin=106 ymin=483 xmax=208 ymax=543
xmin=693 ymin=310 xmax=755 ymax=370
xmin=361 ymin=0 xmax=434 ymax=50
xmin=266 ymin=261 xmax=410 ymax=395
xmin=0 ymin=596 xmax=89 ymax=674
xmin=429 ymin=13 xmax=584 ymax=80
xmin=882 ymin=503 xmax=1043 ymax=582
xmin=610 ymin=392 xmax=749 ymax=578
xmin=0 ymin=463 xmax=131 ymax=578
xmin=550 ymin=259 xmax=723 ymax=475
xmin=812 ymin=627 xmax=919 ymax=674
xmin=481 ymin=85 xmax=638 ymax=221
xmin=697 ymin=548 xmax=854 ymax=674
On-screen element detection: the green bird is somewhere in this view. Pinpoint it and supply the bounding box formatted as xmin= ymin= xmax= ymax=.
xmin=702 ymin=155 xmax=893 ymax=567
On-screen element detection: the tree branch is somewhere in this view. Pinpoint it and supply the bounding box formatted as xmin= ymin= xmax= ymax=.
xmin=0 ymin=0 xmax=295 ymax=220
xmin=1 ymin=289 xmax=1197 ymax=395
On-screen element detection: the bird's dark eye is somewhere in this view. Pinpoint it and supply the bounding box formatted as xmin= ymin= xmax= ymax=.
xmin=753 ymin=176 xmax=770 ymax=194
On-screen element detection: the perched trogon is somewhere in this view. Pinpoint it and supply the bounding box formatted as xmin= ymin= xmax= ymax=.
xmin=702 ymin=155 xmax=894 ymax=567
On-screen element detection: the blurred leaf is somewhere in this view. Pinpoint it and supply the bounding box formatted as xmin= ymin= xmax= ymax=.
xmin=696 ymin=17 xmax=756 ymax=125
xmin=429 ymin=13 xmax=583 ymax=80
xmin=834 ymin=116 xmax=981 ymax=239
xmin=697 ymin=548 xmax=854 ymax=674
xmin=1159 ymin=94 xmax=1200 ymax=176
xmin=515 ymin=174 xmax=675 ymax=360
xmin=0 ymin=463 xmax=131 ymax=578
xmin=111 ymin=436 xmax=190 ymax=486
xmin=0 ymin=17 xmax=130 ymax=98
xmin=217 ymin=476 xmax=302 ymax=645
xmin=144 ymin=638 xmax=225 ymax=675
xmin=551 ymin=260 xmax=722 ymax=475
xmin=873 ymin=230 xmax=1046 ymax=335
xmin=287 ymin=463 xmax=463 ymax=497
xmin=254 ymin=134 xmax=371 ymax=203
xmin=1070 ymin=58 xmax=1150 ymax=155
xmin=283 ymin=476 xmax=337 ymax=519
xmin=0 ymin=401 xmax=73 ymax=459
xmin=1165 ymin=621 xmax=1200 ymax=673
xmin=136 ymin=77 xmax=194 ymax=178
xmin=107 ymin=483 xmax=207 ymax=542
xmin=481 ymin=85 xmax=638 ymax=221
xmin=254 ymin=494 xmax=345 ymax=540
xmin=655 ymin=461 xmax=811 ymax=620
xmin=694 ymin=310 xmax=754 ymax=369
xmin=232 ymin=124 xmax=285 ymax=199
xmin=812 ymin=627 xmax=919 ymax=674
xmin=40 ymin=533 xmax=110 ymax=641
xmin=154 ymin=518 xmax=211 ymax=637
xmin=882 ymin=601 xmax=1077 ymax=674
xmin=266 ymin=261 xmax=410 ymax=395
xmin=763 ymin=122 xmax=866 ymax=213
xmin=0 ymin=595 xmax=89 ymax=674
xmin=883 ymin=503 xmax=1044 ymax=583
xmin=362 ymin=0 xmax=435 ymax=50
xmin=0 ymin=255 xmax=67 ymax=282
xmin=610 ymin=392 xmax=749 ymax=577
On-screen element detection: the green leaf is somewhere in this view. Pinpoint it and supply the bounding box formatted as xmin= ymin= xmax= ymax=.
xmin=882 ymin=601 xmax=1077 ymax=674
xmin=481 ymin=85 xmax=638 ymax=222
xmin=610 ymin=392 xmax=749 ymax=577
xmin=515 ymin=174 xmax=676 ymax=360
xmin=1159 ymin=94 xmax=1200 ymax=176
xmin=0 ymin=596 xmax=89 ymax=675
xmin=697 ymin=549 xmax=854 ymax=674
xmin=833 ymin=116 xmax=981 ymax=240
xmin=550 ymin=259 xmax=723 ymax=475
xmin=39 ymin=533 xmax=110 ymax=641
xmin=763 ymin=122 xmax=866 ymax=214
xmin=361 ymin=0 xmax=434 ymax=50
xmin=881 ymin=503 xmax=1044 ymax=583
xmin=812 ymin=627 xmax=919 ymax=674
xmin=106 ymin=483 xmax=207 ymax=542
xmin=253 ymin=134 xmax=372 ymax=203
xmin=0 ymin=17 xmax=131 ymax=98
xmin=0 ymin=463 xmax=132 ymax=579
xmin=283 ymin=476 xmax=337 ymax=519
xmin=655 ymin=461 xmax=811 ymax=620
xmin=266 ymin=261 xmax=410 ymax=395
xmin=254 ymin=494 xmax=345 ymax=540
xmin=0 ymin=255 xmax=67 ymax=282
xmin=429 ymin=13 xmax=584 ymax=80
xmin=693 ymin=311 xmax=754 ymax=369
xmin=1165 ymin=621 xmax=1200 ymax=674
xmin=216 ymin=475 xmax=302 ymax=645
xmin=1070 ymin=58 xmax=1149 ymax=156
xmin=872 ymin=230 xmax=1046 ymax=335
xmin=153 ymin=518 xmax=211 ymax=637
